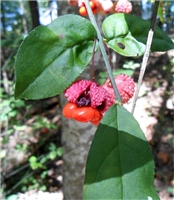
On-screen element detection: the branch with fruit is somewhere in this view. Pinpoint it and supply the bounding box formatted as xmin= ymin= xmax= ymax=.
xmin=63 ymin=75 xmax=135 ymax=125
xmin=68 ymin=0 xmax=132 ymax=16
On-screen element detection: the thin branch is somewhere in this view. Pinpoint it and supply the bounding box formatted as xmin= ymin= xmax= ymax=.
xmin=5 ymin=170 xmax=34 ymax=195
xmin=131 ymin=0 xmax=159 ymax=114
xmin=91 ymin=38 xmax=97 ymax=81
xmin=84 ymin=0 xmax=121 ymax=102
xmin=150 ymin=0 xmax=160 ymax=31
xmin=4 ymin=163 xmax=29 ymax=179
xmin=104 ymin=42 xmax=113 ymax=71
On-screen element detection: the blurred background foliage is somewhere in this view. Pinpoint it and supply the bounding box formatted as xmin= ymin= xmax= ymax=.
xmin=0 ymin=0 xmax=174 ymax=199
xmin=1 ymin=1 xmax=62 ymax=198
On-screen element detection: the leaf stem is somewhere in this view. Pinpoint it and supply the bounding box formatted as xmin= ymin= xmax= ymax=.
xmin=131 ymin=0 xmax=159 ymax=114
xmin=84 ymin=0 xmax=121 ymax=102
xmin=91 ymin=38 xmax=97 ymax=81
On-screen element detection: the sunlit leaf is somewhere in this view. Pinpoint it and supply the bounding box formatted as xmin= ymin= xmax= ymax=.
xmin=29 ymin=156 xmax=37 ymax=163
xmin=15 ymin=14 xmax=97 ymax=100
xmin=102 ymin=13 xmax=173 ymax=57
xmin=83 ymin=104 xmax=159 ymax=199
xmin=49 ymin=151 xmax=57 ymax=160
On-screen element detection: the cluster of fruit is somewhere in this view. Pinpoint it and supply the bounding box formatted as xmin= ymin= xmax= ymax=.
xmin=68 ymin=0 xmax=132 ymax=17
xmin=63 ymin=74 xmax=135 ymax=126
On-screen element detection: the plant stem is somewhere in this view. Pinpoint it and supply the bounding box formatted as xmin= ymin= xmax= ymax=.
xmin=84 ymin=0 xmax=121 ymax=102
xmin=91 ymin=38 xmax=97 ymax=81
xmin=131 ymin=0 xmax=159 ymax=114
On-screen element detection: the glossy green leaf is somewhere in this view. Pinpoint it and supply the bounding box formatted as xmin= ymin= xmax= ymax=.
xmin=14 ymin=14 xmax=97 ymax=100
xmin=83 ymin=104 xmax=159 ymax=200
xmin=102 ymin=13 xmax=173 ymax=57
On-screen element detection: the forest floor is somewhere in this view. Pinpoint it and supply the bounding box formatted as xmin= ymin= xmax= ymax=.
xmin=1 ymin=50 xmax=173 ymax=200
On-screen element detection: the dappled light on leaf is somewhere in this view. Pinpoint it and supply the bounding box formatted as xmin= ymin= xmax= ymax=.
xmin=102 ymin=13 xmax=173 ymax=57
xmin=14 ymin=14 xmax=97 ymax=100
xmin=83 ymin=104 xmax=159 ymax=199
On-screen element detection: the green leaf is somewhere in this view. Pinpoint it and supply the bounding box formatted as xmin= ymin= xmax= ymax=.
xmin=57 ymin=147 xmax=63 ymax=156
xmin=29 ymin=156 xmax=37 ymax=163
xmin=30 ymin=162 xmax=39 ymax=170
xmin=48 ymin=143 xmax=57 ymax=151
xmin=113 ymin=69 xmax=134 ymax=76
xmin=49 ymin=151 xmax=57 ymax=160
xmin=15 ymin=14 xmax=97 ymax=100
xmin=167 ymin=187 xmax=174 ymax=194
xmin=40 ymin=156 xmax=49 ymax=164
xmin=40 ymin=170 xmax=48 ymax=179
xmin=83 ymin=104 xmax=159 ymax=200
xmin=13 ymin=125 xmax=27 ymax=131
xmin=102 ymin=13 xmax=173 ymax=57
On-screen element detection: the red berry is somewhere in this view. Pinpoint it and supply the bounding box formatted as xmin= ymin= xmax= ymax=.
xmin=79 ymin=6 xmax=88 ymax=16
xmin=89 ymin=1 xmax=96 ymax=9
xmin=42 ymin=128 xmax=49 ymax=134
xmin=63 ymin=102 xmax=78 ymax=118
xmin=72 ymin=107 xmax=95 ymax=122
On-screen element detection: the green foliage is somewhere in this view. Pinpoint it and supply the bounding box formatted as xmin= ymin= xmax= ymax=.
xmin=1 ymin=1 xmax=63 ymax=197
xmin=15 ymin=143 xmax=28 ymax=152
xmin=29 ymin=156 xmax=46 ymax=170
xmin=14 ymin=14 xmax=97 ymax=100
xmin=21 ymin=173 xmax=47 ymax=192
xmin=102 ymin=13 xmax=173 ymax=57
xmin=48 ymin=143 xmax=62 ymax=160
xmin=1 ymin=1 xmax=31 ymax=35
xmin=12 ymin=10 xmax=173 ymax=199
xmin=1 ymin=86 xmax=61 ymax=195
xmin=32 ymin=116 xmax=57 ymax=130
xmin=14 ymin=13 xmax=173 ymax=99
xmin=167 ymin=187 xmax=174 ymax=194
xmin=6 ymin=194 xmax=18 ymax=200
xmin=0 ymin=85 xmax=30 ymax=146
xmin=29 ymin=144 xmax=62 ymax=170
xmin=13 ymin=144 xmax=62 ymax=193
xmin=0 ymin=86 xmax=26 ymax=121
xmin=83 ymin=104 xmax=159 ymax=199
xmin=123 ymin=60 xmax=140 ymax=69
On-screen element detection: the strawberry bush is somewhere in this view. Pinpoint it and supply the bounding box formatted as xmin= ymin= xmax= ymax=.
xmin=14 ymin=0 xmax=173 ymax=199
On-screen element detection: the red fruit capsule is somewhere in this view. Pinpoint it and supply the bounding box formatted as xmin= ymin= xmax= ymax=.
xmin=63 ymin=102 xmax=78 ymax=119
xmin=72 ymin=106 xmax=95 ymax=122
xmin=79 ymin=6 xmax=87 ymax=16
xmin=89 ymin=1 xmax=96 ymax=9
xmin=92 ymin=7 xmax=97 ymax=15
xmin=90 ymin=109 xmax=102 ymax=126
xmin=93 ymin=109 xmax=102 ymax=120
xmin=90 ymin=118 xmax=101 ymax=126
